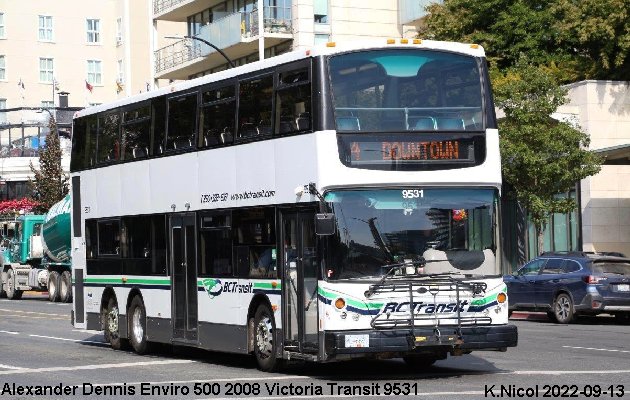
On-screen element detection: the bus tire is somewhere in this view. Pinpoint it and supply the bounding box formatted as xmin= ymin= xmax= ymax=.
xmin=128 ymin=296 xmax=151 ymax=355
xmin=59 ymin=271 xmax=72 ymax=303
xmin=48 ymin=271 xmax=60 ymax=302
xmin=0 ymin=270 xmax=7 ymax=298
xmin=253 ymin=304 xmax=280 ymax=372
xmin=105 ymin=297 xmax=129 ymax=350
xmin=6 ymin=268 xmax=22 ymax=300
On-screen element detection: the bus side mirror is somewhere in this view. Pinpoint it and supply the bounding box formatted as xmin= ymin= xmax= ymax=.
xmin=315 ymin=213 xmax=336 ymax=236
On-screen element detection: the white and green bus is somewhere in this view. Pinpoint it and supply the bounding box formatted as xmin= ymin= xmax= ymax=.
xmin=70 ymin=39 xmax=517 ymax=371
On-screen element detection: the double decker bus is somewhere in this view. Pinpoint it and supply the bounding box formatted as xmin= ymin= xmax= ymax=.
xmin=70 ymin=39 xmax=517 ymax=371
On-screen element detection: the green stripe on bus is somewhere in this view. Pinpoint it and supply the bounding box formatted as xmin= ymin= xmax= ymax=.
xmin=252 ymin=282 xmax=282 ymax=290
xmin=470 ymin=293 xmax=498 ymax=306
xmin=317 ymin=287 xmax=383 ymax=310
xmin=83 ymin=277 xmax=171 ymax=285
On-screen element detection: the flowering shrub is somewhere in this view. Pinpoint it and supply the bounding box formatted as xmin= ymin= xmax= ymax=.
xmin=0 ymin=198 xmax=40 ymax=216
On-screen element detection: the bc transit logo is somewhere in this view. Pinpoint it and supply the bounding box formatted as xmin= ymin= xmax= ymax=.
xmin=202 ymin=279 xmax=223 ymax=298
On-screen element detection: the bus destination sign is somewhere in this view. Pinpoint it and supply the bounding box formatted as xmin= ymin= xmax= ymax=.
xmin=337 ymin=134 xmax=480 ymax=170
xmin=351 ymin=140 xmax=465 ymax=161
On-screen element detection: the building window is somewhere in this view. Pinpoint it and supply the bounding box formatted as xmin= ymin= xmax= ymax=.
xmin=116 ymin=17 xmax=123 ymax=45
xmin=0 ymin=13 xmax=5 ymax=38
xmin=39 ymin=58 xmax=54 ymax=83
xmin=314 ymin=0 xmax=328 ymax=23
xmin=0 ymin=55 xmax=5 ymax=80
xmin=38 ymin=16 xmax=53 ymax=41
xmin=41 ymin=100 xmax=54 ymax=108
xmin=86 ymin=19 xmax=100 ymax=43
xmin=0 ymin=99 xmax=6 ymax=124
xmin=117 ymin=59 xmax=124 ymax=83
xmin=314 ymin=34 xmax=329 ymax=45
xmin=87 ymin=60 xmax=102 ymax=85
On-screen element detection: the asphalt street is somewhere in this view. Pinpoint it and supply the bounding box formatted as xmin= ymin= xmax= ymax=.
xmin=1 ymin=294 xmax=629 ymax=400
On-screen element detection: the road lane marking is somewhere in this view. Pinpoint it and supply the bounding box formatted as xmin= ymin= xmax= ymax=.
xmin=29 ymin=334 xmax=107 ymax=346
xmin=0 ymin=314 xmax=67 ymax=320
xmin=0 ymin=364 xmax=23 ymax=370
xmin=0 ymin=308 xmax=67 ymax=317
xmin=0 ymin=330 xmax=19 ymax=335
xmin=73 ymin=329 xmax=102 ymax=334
xmin=562 ymin=345 xmax=630 ymax=354
xmin=0 ymin=359 xmax=195 ymax=375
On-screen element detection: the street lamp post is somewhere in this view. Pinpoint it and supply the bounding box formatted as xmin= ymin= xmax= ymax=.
xmin=165 ymin=35 xmax=236 ymax=68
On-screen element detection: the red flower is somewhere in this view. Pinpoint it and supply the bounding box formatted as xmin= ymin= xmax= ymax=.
xmin=0 ymin=198 xmax=40 ymax=215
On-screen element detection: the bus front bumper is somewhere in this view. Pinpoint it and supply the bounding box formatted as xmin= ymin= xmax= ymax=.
xmin=324 ymin=324 xmax=517 ymax=357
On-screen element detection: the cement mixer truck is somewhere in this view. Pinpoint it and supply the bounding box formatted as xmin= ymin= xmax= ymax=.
xmin=0 ymin=195 xmax=72 ymax=302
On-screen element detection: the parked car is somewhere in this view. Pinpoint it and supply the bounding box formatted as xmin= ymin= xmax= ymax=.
xmin=504 ymin=252 xmax=630 ymax=323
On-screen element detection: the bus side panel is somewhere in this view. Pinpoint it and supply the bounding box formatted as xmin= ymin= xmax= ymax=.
xmin=120 ymin=161 xmax=151 ymax=216
xmin=141 ymin=284 xmax=173 ymax=344
xmin=150 ymin=153 xmax=198 ymax=215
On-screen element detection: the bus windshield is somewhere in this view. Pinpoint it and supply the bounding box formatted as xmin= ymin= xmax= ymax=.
xmin=329 ymin=49 xmax=484 ymax=132
xmin=324 ymin=188 xmax=497 ymax=279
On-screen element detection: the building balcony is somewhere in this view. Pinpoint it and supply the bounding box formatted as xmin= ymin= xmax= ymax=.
xmin=154 ymin=0 xmax=212 ymax=21
xmin=399 ymin=0 xmax=437 ymax=25
xmin=154 ymin=10 xmax=292 ymax=80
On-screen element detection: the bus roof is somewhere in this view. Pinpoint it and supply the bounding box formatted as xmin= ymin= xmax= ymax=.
xmin=74 ymin=39 xmax=486 ymax=120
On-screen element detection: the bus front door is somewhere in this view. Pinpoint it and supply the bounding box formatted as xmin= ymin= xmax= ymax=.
xmin=282 ymin=210 xmax=318 ymax=354
xmin=170 ymin=214 xmax=198 ymax=342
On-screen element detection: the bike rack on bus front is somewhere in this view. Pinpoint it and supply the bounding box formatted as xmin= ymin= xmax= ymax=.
xmin=367 ymin=276 xmax=490 ymax=348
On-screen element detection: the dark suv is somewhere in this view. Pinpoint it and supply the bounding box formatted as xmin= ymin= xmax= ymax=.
xmin=504 ymin=252 xmax=630 ymax=323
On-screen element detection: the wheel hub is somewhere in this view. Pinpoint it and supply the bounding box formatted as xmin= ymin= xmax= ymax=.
xmin=556 ymin=297 xmax=570 ymax=320
xmin=256 ymin=317 xmax=273 ymax=357
xmin=132 ymin=308 xmax=144 ymax=344
xmin=108 ymin=306 xmax=119 ymax=337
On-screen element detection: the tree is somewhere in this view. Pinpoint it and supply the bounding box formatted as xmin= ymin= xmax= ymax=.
xmin=494 ymin=61 xmax=601 ymax=254
xmin=420 ymin=0 xmax=629 ymax=82
xmin=29 ymin=116 xmax=69 ymax=214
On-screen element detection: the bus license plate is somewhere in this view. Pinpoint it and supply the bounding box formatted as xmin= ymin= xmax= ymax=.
xmin=345 ymin=334 xmax=369 ymax=348
xmin=616 ymin=284 xmax=629 ymax=292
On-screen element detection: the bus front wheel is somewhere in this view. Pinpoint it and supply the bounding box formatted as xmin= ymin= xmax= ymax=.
xmin=128 ymin=296 xmax=150 ymax=354
xmin=253 ymin=304 xmax=280 ymax=372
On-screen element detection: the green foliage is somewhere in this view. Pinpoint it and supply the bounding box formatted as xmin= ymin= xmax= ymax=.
xmin=552 ymin=0 xmax=630 ymax=80
xmin=495 ymin=61 xmax=602 ymax=231
xmin=29 ymin=116 xmax=70 ymax=214
xmin=421 ymin=0 xmax=629 ymax=81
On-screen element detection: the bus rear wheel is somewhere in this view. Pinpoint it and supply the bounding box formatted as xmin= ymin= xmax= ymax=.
xmin=129 ymin=296 xmax=151 ymax=355
xmin=48 ymin=271 xmax=60 ymax=302
xmin=59 ymin=271 xmax=72 ymax=303
xmin=253 ymin=305 xmax=280 ymax=372
xmin=104 ymin=297 xmax=128 ymax=350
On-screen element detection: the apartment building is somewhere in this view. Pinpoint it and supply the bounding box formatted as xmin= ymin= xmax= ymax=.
xmin=0 ymin=0 xmax=158 ymax=202
xmin=151 ymin=0 xmax=429 ymax=81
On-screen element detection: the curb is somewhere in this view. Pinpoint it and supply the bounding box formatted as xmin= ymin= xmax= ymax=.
xmin=509 ymin=311 xmax=549 ymax=321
